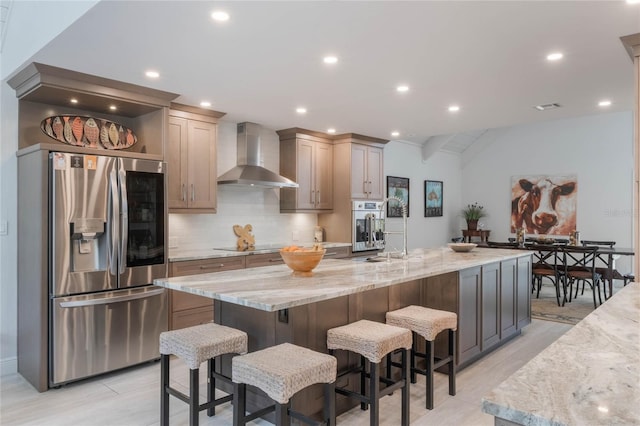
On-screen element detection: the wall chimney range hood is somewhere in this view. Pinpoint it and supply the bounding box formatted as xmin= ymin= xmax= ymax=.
xmin=217 ymin=122 xmax=298 ymax=188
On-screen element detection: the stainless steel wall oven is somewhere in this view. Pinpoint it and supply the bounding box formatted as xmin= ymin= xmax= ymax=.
xmin=352 ymin=200 xmax=385 ymax=252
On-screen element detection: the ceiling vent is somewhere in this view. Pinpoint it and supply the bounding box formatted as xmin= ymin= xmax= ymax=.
xmin=533 ymin=103 xmax=562 ymax=111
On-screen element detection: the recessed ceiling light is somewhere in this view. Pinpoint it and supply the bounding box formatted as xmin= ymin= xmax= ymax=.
xmin=546 ymin=52 xmax=563 ymax=61
xmin=598 ymin=100 xmax=612 ymax=107
xmin=296 ymin=107 xmax=307 ymax=114
xmin=391 ymin=131 xmax=400 ymax=137
xmin=626 ymin=0 xmax=640 ymax=4
xmin=200 ymin=101 xmax=212 ymax=107
xmin=396 ymin=85 xmax=409 ymax=93
xmin=448 ymin=105 xmax=460 ymax=112
xmin=327 ymin=128 xmax=336 ymax=134
xmin=534 ymin=103 xmax=561 ymax=111
xmin=109 ymin=105 xmax=117 ymax=111
xmin=323 ymin=56 xmax=338 ymax=64
xmin=211 ymin=11 xmax=230 ymax=22
xmin=145 ymin=70 xmax=160 ymax=78
xmin=70 ymin=98 xmax=78 ymax=104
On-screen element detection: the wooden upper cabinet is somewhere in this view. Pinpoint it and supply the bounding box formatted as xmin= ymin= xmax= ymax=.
xmin=278 ymin=129 xmax=333 ymax=212
xmin=351 ymin=144 xmax=383 ymax=200
xmin=167 ymin=103 xmax=225 ymax=213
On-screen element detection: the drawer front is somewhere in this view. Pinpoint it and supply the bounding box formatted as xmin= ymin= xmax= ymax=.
xmin=170 ymin=256 xmax=246 ymax=276
xmin=171 ymin=306 xmax=213 ymax=330
xmin=246 ymin=252 xmax=284 ymax=268
xmin=171 ymin=290 xmax=213 ymax=311
xmin=324 ymin=246 xmax=350 ymax=259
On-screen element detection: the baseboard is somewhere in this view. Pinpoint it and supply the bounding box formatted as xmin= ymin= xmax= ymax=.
xmin=1 ymin=356 xmax=17 ymax=376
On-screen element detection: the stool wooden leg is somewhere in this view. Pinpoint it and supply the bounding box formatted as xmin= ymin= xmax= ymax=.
xmin=189 ymin=368 xmax=199 ymax=426
xmin=160 ymin=354 xmax=169 ymax=426
xmin=449 ymin=329 xmax=456 ymax=396
xmin=324 ymin=382 xmax=336 ymax=426
xmin=401 ymin=349 xmax=410 ymax=426
xmin=369 ymin=361 xmax=380 ymax=426
xmin=207 ymin=358 xmax=215 ymax=416
xmin=233 ymin=383 xmax=246 ymax=426
xmin=426 ymin=339 xmax=434 ymax=410
xmin=275 ymin=402 xmax=290 ymax=426
xmin=360 ymin=355 xmax=367 ymax=411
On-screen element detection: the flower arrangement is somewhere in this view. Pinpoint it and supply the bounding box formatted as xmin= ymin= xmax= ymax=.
xmin=462 ymin=202 xmax=487 ymax=221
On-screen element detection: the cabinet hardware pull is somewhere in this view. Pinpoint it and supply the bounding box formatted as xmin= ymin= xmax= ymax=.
xmin=191 ymin=184 xmax=195 ymax=202
xmin=200 ymin=264 xmax=223 ymax=269
xmin=182 ymin=183 xmax=186 ymax=201
xmin=269 ymin=258 xmax=281 ymax=262
xmin=310 ymin=190 xmax=315 ymax=204
xmin=317 ymin=190 xmax=320 ymax=205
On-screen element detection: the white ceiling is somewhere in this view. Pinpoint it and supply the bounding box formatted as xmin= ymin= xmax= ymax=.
xmin=21 ymin=1 xmax=640 ymax=147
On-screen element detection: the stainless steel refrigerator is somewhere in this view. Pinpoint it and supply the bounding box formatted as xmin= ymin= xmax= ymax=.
xmin=49 ymin=152 xmax=168 ymax=387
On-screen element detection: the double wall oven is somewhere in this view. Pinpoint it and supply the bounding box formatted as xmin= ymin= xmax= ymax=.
xmin=352 ymin=200 xmax=385 ymax=252
xmin=49 ymin=152 xmax=168 ymax=387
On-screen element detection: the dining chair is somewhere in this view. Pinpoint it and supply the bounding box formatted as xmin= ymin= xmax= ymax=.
xmin=580 ymin=240 xmax=623 ymax=299
xmin=529 ymin=244 xmax=565 ymax=306
xmin=560 ymin=245 xmax=602 ymax=308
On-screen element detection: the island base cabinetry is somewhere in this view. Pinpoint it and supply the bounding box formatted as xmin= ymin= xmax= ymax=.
xmin=213 ymin=256 xmax=531 ymax=420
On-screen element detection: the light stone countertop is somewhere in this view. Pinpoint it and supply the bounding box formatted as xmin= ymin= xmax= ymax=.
xmin=154 ymin=247 xmax=531 ymax=312
xmin=168 ymin=242 xmax=352 ymax=262
xmin=482 ymin=282 xmax=640 ymax=426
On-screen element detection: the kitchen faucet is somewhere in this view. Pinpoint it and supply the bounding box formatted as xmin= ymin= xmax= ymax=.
xmin=379 ymin=196 xmax=408 ymax=259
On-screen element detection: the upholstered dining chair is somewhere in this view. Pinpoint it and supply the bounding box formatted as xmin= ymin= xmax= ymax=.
xmin=560 ymin=245 xmax=602 ymax=308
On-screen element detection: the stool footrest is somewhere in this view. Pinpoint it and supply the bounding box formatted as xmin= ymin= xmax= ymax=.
xmin=288 ymin=409 xmax=325 ymax=426
xmin=242 ymin=404 xmax=276 ymax=423
xmin=165 ymin=386 xmax=190 ymax=404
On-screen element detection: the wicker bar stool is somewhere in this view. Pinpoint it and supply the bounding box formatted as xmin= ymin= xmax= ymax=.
xmin=160 ymin=323 xmax=248 ymax=426
xmin=386 ymin=305 xmax=457 ymax=410
xmin=327 ymin=319 xmax=412 ymax=426
xmin=232 ymin=342 xmax=337 ymax=426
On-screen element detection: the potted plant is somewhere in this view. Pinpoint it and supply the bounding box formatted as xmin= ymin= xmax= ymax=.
xmin=462 ymin=202 xmax=486 ymax=230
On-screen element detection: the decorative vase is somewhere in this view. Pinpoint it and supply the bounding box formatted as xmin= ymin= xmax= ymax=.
xmin=466 ymin=220 xmax=478 ymax=231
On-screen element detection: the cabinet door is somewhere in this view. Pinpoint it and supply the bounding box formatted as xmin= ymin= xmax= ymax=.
xmin=314 ymin=142 xmax=333 ymax=210
xmin=500 ymin=259 xmax=518 ymax=339
xmin=458 ymin=267 xmax=481 ymax=364
xmin=366 ymin=146 xmax=384 ymax=200
xmin=481 ymin=262 xmax=500 ymax=350
xmin=350 ymin=144 xmax=368 ymax=199
xmin=167 ymin=117 xmax=188 ymax=209
xmin=187 ymin=120 xmax=217 ymax=210
xmin=516 ymin=256 xmax=532 ymax=329
xmin=296 ymin=139 xmax=316 ymax=210
xmin=245 ymin=252 xmax=285 ymax=268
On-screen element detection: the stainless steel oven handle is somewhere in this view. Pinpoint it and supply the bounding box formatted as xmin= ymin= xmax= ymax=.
xmin=109 ymin=167 xmax=119 ymax=276
xmin=118 ymin=166 xmax=128 ymax=275
xmin=59 ymin=288 xmax=165 ymax=308
xmin=366 ymin=214 xmax=374 ymax=248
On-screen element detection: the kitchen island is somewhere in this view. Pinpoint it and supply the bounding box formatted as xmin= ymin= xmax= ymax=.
xmin=482 ymin=282 xmax=640 ymax=426
xmin=155 ymin=247 xmax=533 ymax=419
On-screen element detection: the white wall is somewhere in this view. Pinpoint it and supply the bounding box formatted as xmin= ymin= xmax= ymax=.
xmin=168 ymin=122 xmax=317 ymax=250
xmin=461 ymin=111 xmax=634 ymax=272
xmin=383 ymin=140 xmax=462 ymax=250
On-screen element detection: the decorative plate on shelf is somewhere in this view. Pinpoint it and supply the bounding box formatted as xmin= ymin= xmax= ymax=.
xmin=40 ymin=115 xmax=137 ymax=150
xmin=448 ymin=243 xmax=477 ymax=252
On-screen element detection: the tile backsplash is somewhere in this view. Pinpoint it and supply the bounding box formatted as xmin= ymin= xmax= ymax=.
xmin=168 ymin=185 xmax=317 ymax=250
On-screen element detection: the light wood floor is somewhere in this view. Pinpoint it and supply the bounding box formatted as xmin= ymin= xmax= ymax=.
xmin=0 ymin=319 xmax=572 ymax=426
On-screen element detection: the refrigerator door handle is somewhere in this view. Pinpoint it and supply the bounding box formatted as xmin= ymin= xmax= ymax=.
xmin=118 ymin=165 xmax=129 ymax=275
xmin=109 ymin=167 xmax=119 ymax=276
xmin=59 ymin=288 xmax=165 ymax=308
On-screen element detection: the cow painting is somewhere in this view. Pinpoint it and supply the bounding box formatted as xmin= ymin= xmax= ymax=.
xmin=510 ymin=175 xmax=577 ymax=235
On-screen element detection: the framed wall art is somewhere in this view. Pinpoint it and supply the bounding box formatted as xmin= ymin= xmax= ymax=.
xmin=424 ymin=180 xmax=443 ymax=217
xmin=386 ymin=176 xmax=409 ymax=217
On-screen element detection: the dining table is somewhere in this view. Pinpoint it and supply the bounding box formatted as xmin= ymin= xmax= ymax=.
xmin=486 ymin=241 xmax=635 ymax=300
